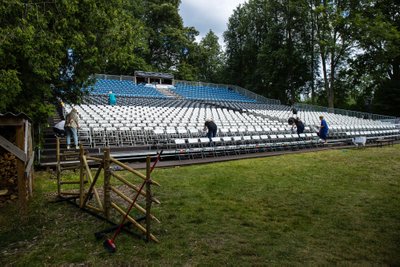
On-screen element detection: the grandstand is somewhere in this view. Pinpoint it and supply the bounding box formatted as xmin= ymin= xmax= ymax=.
xmin=39 ymin=73 xmax=400 ymax=165
xmin=172 ymin=83 xmax=256 ymax=102
xmin=89 ymin=79 xmax=167 ymax=99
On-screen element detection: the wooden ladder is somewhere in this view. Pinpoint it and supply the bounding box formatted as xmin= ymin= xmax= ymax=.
xmin=56 ymin=137 xmax=84 ymax=198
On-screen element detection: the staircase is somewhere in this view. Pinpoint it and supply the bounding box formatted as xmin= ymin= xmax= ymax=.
xmin=40 ymin=112 xmax=63 ymax=164
xmin=40 ymin=112 xmax=82 ymax=166
xmin=155 ymin=85 xmax=182 ymax=99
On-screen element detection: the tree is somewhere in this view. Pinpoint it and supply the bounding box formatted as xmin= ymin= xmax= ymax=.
xmin=349 ymin=0 xmax=400 ymax=116
xmin=100 ymin=0 xmax=150 ymax=75
xmin=197 ymin=30 xmax=224 ymax=83
xmin=0 ymin=0 xmax=149 ymax=122
xmin=175 ymin=26 xmax=201 ymax=81
xmin=143 ymin=0 xmax=186 ymax=72
xmin=224 ymin=0 xmax=313 ymax=104
xmin=312 ymin=0 xmax=355 ymax=109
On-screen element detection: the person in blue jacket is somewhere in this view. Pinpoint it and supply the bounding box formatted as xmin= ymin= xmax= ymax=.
xmin=108 ymin=91 xmax=116 ymax=106
xmin=318 ymin=115 xmax=329 ymax=143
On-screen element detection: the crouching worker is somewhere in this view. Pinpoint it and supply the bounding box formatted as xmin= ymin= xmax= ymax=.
xmin=288 ymin=117 xmax=304 ymax=135
xmin=53 ymin=120 xmax=66 ymax=137
xmin=204 ymin=118 xmax=218 ymax=145
xmin=294 ymin=118 xmax=304 ymax=134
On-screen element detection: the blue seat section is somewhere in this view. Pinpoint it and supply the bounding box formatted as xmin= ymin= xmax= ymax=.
xmin=89 ymin=79 xmax=166 ymax=98
xmin=172 ymin=83 xmax=256 ymax=102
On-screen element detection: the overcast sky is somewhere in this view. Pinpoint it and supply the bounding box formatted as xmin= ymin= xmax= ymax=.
xmin=179 ymin=0 xmax=247 ymax=48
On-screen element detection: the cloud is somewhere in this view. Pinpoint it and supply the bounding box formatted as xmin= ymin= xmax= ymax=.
xmin=179 ymin=0 xmax=247 ymax=47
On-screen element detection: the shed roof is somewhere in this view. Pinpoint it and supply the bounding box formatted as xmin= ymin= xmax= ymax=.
xmin=134 ymin=71 xmax=174 ymax=80
xmin=0 ymin=112 xmax=32 ymax=123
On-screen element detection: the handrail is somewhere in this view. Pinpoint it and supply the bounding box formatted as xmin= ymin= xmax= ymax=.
xmin=174 ymin=80 xmax=281 ymax=105
xmin=93 ymin=73 xmax=396 ymax=122
xmin=294 ymin=103 xmax=398 ymax=122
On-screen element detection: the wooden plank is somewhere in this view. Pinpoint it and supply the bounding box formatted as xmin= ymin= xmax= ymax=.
xmin=82 ymin=166 xmax=103 ymax=209
xmin=111 ymin=171 xmax=145 ymax=196
xmin=145 ymin=156 xmax=152 ymax=242
xmin=79 ymin=146 xmax=85 ymax=207
xmin=0 ymin=135 xmax=26 ymax=162
xmin=27 ymin=123 xmax=33 ymax=197
xmin=110 ymin=157 xmax=161 ymax=186
xmin=110 ymin=185 xmax=160 ymax=223
xmin=85 ymin=156 xmax=103 ymax=162
xmin=85 ymin=204 xmax=103 ymax=213
xmin=111 ymin=202 xmax=159 ymax=243
xmin=0 ymin=118 xmax=24 ymax=126
xmin=59 ymin=192 xmax=80 ymax=196
xmin=24 ymin=120 xmax=28 ymax=154
xmin=103 ymin=148 xmax=111 ymax=219
xmin=60 ymin=181 xmax=82 ymax=185
xmin=56 ymin=137 xmax=61 ymax=196
xmin=24 ymin=153 xmax=34 ymax=175
xmin=111 ymin=170 xmax=161 ymax=204
xmin=82 ymin=154 xmax=103 ymax=210
xmin=16 ymin=125 xmax=27 ymax=211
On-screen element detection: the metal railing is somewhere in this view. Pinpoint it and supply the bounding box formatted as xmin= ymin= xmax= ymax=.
xmin=294 ymin=103 xmax=398 ymax=122
xmin=93 ymin=74 xmax=396 ymax=122
xmin=95 ymin=74 xmax=135 ymax=82
xmin=175 ymin=80 xmax=281 ymax=105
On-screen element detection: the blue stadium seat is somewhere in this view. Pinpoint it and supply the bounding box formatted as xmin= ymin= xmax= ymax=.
xmin=172 ymin=83 xmax=256 ymax=103
xmin=89 ymin=79 xmax=167 ymax=99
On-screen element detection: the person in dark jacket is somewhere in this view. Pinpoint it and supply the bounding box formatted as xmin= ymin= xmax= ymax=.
xmin=204 ymin=118 xmax=218 ymax=142
xmin=53 ymin=120 xmax=66 ymax=137
xmin=293 ymin=118 xmax=305 ymax=134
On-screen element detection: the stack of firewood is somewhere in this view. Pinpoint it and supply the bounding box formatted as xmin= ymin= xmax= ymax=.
xmin=0 ymin=152 xmax=18 ymax=205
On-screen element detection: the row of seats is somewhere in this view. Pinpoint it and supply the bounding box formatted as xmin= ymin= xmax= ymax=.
xmin=172 ymin=133 xmax=324 ymax=159
xmin=75 ymin=103 xmax=395 ymax=134
xmin=75 ymin=122 xmax=399 ymax=149
xmin=173 ymin=83 xmax=256 ymax=102
xmin=77 ymin=124 xmax=320 ymax=149
xmin=65 ymin=101 xmax=399 ymax=150
xmin=89 ymin=79 xmax=166 ymax=98
xmin=89 ymin=79 xmax=258 ymax=103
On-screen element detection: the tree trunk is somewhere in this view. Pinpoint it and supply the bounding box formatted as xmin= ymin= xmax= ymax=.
xmin=391 ymin=56 xmax=400 ymax=81
xmin=320 ymin=48 xmax=331 ymax=106
xmin=311 ymin=13 xmax=316 ymax=104
xmin=328 ymin=49 xmax=335 ymax=109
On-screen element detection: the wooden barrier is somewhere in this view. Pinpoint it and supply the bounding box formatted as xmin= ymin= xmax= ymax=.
xmin=56 ymin=142 xmax=161 ymax=243
xmin=0 ymin=114 xmax=34 ymax=212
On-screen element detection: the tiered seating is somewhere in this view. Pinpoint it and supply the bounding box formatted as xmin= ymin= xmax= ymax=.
xmin=67 ymin=76 xmax=399 ymax=159
xmin=90 ymin=79 xmax=166 ymax=98
xmin=67 ymin=102 xmax=323 ymax=154
xmin=172 ymin=83 xmax=256 ymax=102
xmin=246 ymin=107 xmax=399 ymax=141
xmin=69 ymin=94 xmax=399 ymax=155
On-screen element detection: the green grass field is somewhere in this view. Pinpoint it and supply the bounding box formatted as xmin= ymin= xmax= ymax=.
xmin=1 ymin=145 xmax=399 ymax=266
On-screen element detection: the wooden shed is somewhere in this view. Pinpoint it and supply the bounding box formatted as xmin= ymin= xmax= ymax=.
xmin=134 ymin=71 xmax=174 ymax=85
xmin=0 ymin=112 xmax=34 ymax=209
